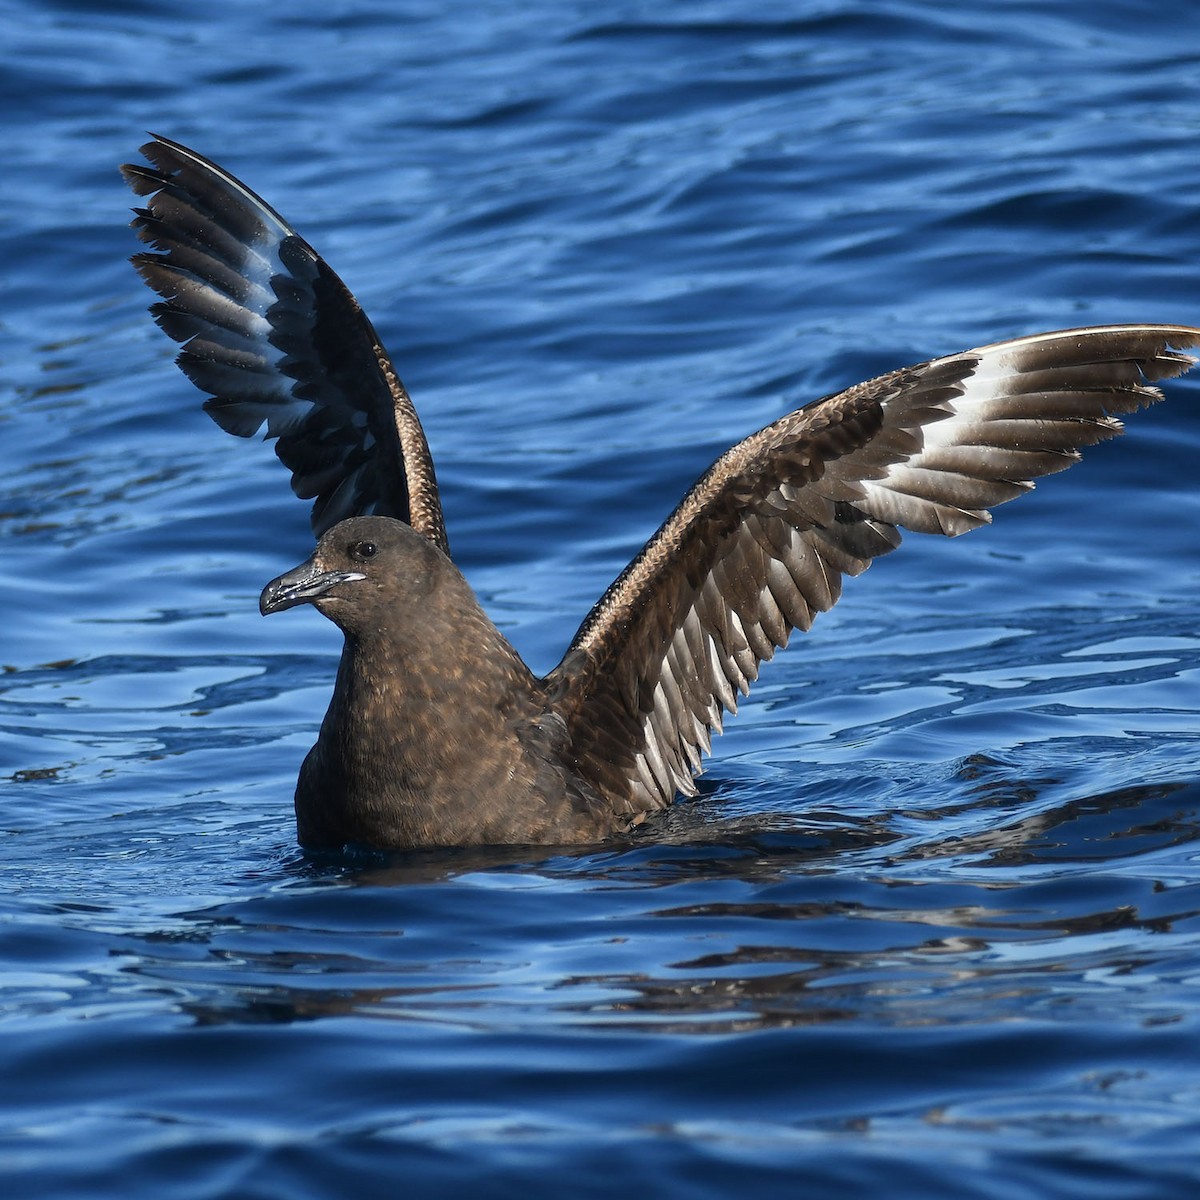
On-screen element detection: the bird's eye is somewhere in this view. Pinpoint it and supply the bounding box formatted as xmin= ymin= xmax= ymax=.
xmin=349 ymin=540 xmax=378 ymax=562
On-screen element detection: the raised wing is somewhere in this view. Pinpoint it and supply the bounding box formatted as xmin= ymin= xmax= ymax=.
xmin=546 ymin=325 xmax=1200 ymax=820
xmin=121 ymin=135 xmax=447 ymax=549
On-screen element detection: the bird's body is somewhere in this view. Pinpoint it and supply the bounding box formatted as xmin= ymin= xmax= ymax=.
xmin=264 ymin=519 xmax=612 ymax=848
xmin=123 ymin=135 xmax=1199 ymax=850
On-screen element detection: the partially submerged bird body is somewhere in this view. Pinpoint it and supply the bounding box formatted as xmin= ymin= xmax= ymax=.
xmin=123 ymin=135 xmax=1200 ymax=850
xmin=260 ymin=519 xmax=613 ymax=848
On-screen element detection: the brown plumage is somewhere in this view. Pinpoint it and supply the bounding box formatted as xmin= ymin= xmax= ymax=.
xmin=123 ymin=134 xmax=1200 ymax=850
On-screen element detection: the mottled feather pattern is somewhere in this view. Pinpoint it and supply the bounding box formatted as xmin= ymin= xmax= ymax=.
xmin=548 ymin=328 xmax=1200 ymax=815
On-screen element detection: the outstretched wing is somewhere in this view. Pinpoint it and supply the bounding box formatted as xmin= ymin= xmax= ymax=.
xmin=546 ymin=325 xmax=1199 ymax=820
xmin=121 ymin=135 xmax=447 ymax=549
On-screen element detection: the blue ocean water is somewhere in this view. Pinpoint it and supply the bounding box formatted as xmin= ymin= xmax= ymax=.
xmin=4 ymin=1 xmax=1200 ymax=1195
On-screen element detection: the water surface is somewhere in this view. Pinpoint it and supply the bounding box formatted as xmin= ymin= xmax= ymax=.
xmin=4 ymin=2 xmax=1200 ymax=1196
